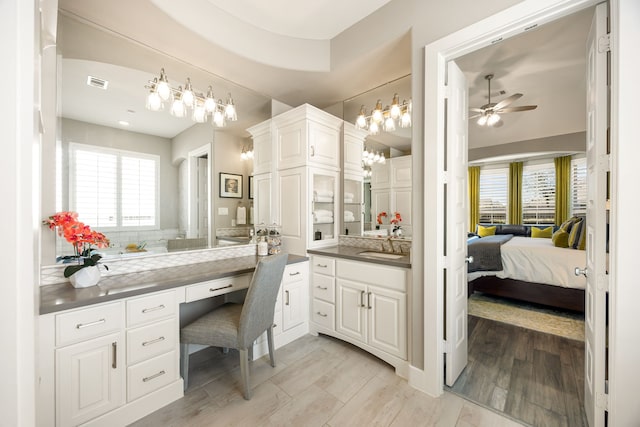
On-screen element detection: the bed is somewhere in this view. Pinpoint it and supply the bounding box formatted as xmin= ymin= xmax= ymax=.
xmin=467 ymin=235 xmax=586 ymax=312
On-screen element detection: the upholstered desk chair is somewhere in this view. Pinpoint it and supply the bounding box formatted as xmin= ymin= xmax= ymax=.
xmin=180 ymin=253 xmax=288 ymax=400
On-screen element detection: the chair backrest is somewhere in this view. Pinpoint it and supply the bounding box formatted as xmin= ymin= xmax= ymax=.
xmin=237 ymin=253 xmax=288 ymax=348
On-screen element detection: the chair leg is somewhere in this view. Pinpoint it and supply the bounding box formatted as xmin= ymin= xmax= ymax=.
xmin=239 ymin=348 xmax=251 ymax=400
xmin=180 ymin=343 xmax=190 ymax=391
xmin=267 ymin=326 xmax=276 ymax=368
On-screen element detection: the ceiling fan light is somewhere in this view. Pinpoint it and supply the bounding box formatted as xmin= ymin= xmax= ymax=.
xmin=477 ymin=114 xmax=488 ymax=126
xmin=488 ymin=113 xmax=501 ymax=126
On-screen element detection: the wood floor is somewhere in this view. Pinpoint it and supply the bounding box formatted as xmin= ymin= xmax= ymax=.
xmin=132 ymin=334 xmax=525 ymax=427
xmin=449 ymin=316 xmax=587 ymax=427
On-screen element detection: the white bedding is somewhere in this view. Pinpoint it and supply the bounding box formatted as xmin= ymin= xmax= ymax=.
xmin=467 ymin=236 xmax=587 ymax=290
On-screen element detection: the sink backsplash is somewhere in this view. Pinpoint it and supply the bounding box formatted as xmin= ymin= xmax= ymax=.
xmin=339 ymin=235 xmax=412 ymax=254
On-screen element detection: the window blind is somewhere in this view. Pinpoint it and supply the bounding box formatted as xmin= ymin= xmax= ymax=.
xmin=571 ymin=157 xmax=587 ymax=217
xmin=478 ymin=167 xmax=508 ymax=224
xmin=69 ymin=143 xmax=159 ymax=229
xmin=522 ymin=162 xmax=555 ymax=224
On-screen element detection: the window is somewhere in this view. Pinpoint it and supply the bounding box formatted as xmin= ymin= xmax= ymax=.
xmin=522 ymin=161 xmax=555 ymax=224
xmin=478 ymin=167 xmax=508 ymax=224
xmin=571 ymin=156 xmax=587 ymax=217
xmin=69 ymin=143 xmax=159 ymax=229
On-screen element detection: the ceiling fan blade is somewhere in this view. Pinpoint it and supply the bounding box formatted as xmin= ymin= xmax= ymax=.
xmin=469 ymin=108 xmax=484 ymax=113
xmin=496 ymin=105 xmax=538 ymax=113
xmin=493 ymin=93 xmax=523 ymax=110
xmin=468 ymin=114 xmax=481 ymax=119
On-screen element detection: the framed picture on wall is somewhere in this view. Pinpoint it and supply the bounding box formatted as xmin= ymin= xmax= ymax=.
xmin=248 ymin=175 xmax=254 ymax=199
xmin=220 ymin=172 xmax=243 ymax=198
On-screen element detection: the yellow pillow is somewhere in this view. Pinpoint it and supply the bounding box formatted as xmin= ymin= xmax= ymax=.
xmin=552 ymin=229 xmax=570 ymax=248
xmin=477 ymin=225 xmax=496 ymax=237
xmin=531 ymin=226 xmax=553 ymax=238
xmin=568 ymin=218 xmax=586 ymax=250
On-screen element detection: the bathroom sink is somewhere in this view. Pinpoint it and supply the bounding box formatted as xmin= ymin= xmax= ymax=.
xmin=357 ymin=251 xmax=405 ymax=260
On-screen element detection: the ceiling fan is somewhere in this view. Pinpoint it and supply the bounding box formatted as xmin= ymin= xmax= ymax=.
xmin=469 ymin=74 xmax=537 ymax=126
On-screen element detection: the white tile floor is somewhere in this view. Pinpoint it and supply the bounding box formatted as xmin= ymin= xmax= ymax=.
xmin=131 ymin=334 xmax=526 ymax=427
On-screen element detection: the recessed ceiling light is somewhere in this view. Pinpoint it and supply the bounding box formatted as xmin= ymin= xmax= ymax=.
xmin=118 ymin=120 xmax=130 ymax=126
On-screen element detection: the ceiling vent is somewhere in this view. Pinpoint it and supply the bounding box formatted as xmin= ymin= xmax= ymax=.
xmin=86 ymin=75 xmax=109 ymax=90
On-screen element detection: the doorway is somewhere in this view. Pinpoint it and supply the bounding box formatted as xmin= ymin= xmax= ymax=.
xmin=423 ymin=1 xmax=609 ymax=426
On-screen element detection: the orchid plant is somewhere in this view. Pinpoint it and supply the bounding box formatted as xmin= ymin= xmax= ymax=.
xmin=44 ymin=211 xmax=110 ymax=278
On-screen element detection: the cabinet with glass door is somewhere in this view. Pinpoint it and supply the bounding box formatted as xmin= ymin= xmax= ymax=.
xmin=343 ymin=173 xmax=363 ymax=236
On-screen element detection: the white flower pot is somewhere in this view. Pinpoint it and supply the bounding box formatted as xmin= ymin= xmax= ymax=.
xmin=69 ymin=265 xmax=101 ymax=288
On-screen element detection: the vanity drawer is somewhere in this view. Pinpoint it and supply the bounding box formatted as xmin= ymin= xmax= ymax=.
xmin=312 ymin=299 xmax=334 ymax=330
xmin=127 ymin=351 xmax=177 ymax=402
xmin=127 ymin=290 xmax=177 ymax=328
xmin=56 ymin=301 xmax=124 ymax=347
xmin=127 ymin=318 xmax=177 ymax=366
xmin=283 ymin=262 xmax=308 ymax=284
xmin=185 ymin=274 xmax=251 ymax=303
xmin=312 ymin=273 xmax=335 ymax=303
xmin=312 ymin=256 xmax=335 ymax=276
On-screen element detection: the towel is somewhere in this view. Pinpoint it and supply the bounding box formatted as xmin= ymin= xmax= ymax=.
xmin=313 ymin=209 xmax=333 ymax=217
xmin=344 ymin=192 xmax=355 ymax=200
xmin=236 ymin=206 xmax=246 ymax=225
xmin=314 ymin=196 xmax=334 ymax=203
xmin=344 ymin=197 xmax=354 ymax=203
xmin=314 ymin=190 xmax=334 ymax=198
xmin=314 ymin=216 xmax=333 ymax=224
xmin=344 ymin=211 xmax=356 ymax=222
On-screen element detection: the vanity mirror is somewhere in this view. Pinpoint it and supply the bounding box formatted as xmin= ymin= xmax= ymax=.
xmin=341 ymin=74 xmax=413 ymax=236
xmin=43 ymin=12 xmax=273 ymax=265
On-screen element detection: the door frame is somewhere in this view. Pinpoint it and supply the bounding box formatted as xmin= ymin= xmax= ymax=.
xmin=422 ymin=0 xmax=602 ymax=396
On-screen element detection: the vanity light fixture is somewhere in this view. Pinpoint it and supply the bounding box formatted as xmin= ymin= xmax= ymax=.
xmin=145 ymin=68 xmax=238 ymax=127
xmin=355 ymin=93 xmax=412 ymax=135
xmin=240 ymin=145 xmax=254 ymax=161
xmin=362 ymin=146 xmax=386 ymax=166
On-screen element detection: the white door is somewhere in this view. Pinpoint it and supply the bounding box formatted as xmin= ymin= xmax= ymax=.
xmin=445 ymin=60 xmax=469 ymax=386
xmin=582 ymin=3 xmax=608 ymax=426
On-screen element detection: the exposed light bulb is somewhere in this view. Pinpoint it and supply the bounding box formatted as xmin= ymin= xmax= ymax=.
xmin=384 ymin=115 xmax=396 ymax=132
xmin=356 ymin=105 xmax=367 ymax=129
xmin=192 ymin=104 xmax=207 ymax=123
xmin=157 ymin=69 xmax=171 ymax=101
xmin=400 ymin=111 xmax=411 ymax=128
xmin=182 ymin=78 xmax=194 ymax=108
xmin=171 ymin=99 xmax=186 ymax=118
xmin=477 ymin=114 xmax=488 ymax=126
xmin=373 ymin=152 xmax=381 ymax=162
xmin=371 ymin=100 xmax=383 ymax=124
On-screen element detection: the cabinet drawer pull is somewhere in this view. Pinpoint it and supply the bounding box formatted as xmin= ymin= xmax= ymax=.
xmin=367 ymin=292 xmax=372 ymax=310
xmin=210 ymin=284 xmax=233 ymax=292
xmin=142 ymin=336 xmax=166 ymax=347
xmin=310 ymin=145 xmax=315 ymax=157
xmin=112 ymin=342 xmax=117 ymax=369
xmin=142 ymin=370 xmax=166 ymax=382
xmin=360 ymin=290 xmax=365 ymax=308
xmin=316 ymin=264 xmax=328 ymax=268
xmin=316 ymin=285 xmax=328 ymax=290
xmin=316 ymin=311 xmax=328 ymax=318
xmin=285 ymin=290 xmax=290 ymax=306
xmin=142 ymin=304 xmax=165 ymax=314
xmin=289 ymin=271 xmax=301 ymax=276
xmin=76 ymin=318 xmax=106 ymax=329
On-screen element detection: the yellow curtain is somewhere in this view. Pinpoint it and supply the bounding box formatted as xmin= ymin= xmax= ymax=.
xmin=508 ymin=162 xmax=523 ymax=224
xmin=468 ymin=166 xmax=480 ymax=232
xmin=555 ymin=155 xmax=571 ymax=225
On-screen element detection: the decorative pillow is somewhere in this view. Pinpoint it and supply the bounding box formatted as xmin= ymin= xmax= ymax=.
xmin=559 ymin=217 xmax=579 ymax=234
xmin=531 ymin=226 xmax=553 ymax=238
xmin=552 ymin=229 xmax=570 ymax=248
xmin=477 ymin=225 xmax=496 ymax=237
xmin=568 ymin=218 xmax=586 ymax=250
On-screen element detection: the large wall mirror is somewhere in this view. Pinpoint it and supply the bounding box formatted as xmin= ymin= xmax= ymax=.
xmin=43 ymin=12 xmax=273 ymax=265
xmin=341 ymin=74 xmax=412 ymax=236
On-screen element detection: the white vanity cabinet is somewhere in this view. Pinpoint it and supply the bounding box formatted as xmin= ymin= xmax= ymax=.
xmin=309 ymin=256 xmax=409 ymax=373
xmin=39 ymin=290 xmax=183 ymax=427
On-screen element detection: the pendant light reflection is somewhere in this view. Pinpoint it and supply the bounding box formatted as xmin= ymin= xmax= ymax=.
xmin=355 ymin=94 xmax=411 ymax=135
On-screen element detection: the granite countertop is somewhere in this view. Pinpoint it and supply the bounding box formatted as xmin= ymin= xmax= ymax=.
xmin=40 ymin=254 xmax=308 ymax=315
xmin=307 ymin=245 xmax=411 ymax=268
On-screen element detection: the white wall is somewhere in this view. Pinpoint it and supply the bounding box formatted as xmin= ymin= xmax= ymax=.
xmin=1 ymin=0 xmax=37 ymax=424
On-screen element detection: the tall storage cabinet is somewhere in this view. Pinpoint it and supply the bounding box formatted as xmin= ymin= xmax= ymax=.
xmin=342 ymin=123 xmax=367 ymax=236
xmin=248 ymin=104 xmax=343 ymax=256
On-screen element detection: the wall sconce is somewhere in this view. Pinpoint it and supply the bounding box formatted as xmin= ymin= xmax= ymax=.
xmin=145 ymin=68 xmax=238 ymax=127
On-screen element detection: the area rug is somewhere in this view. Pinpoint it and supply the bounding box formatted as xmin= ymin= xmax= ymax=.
xmin=468 ymin=292 xmax=585 ymax=341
